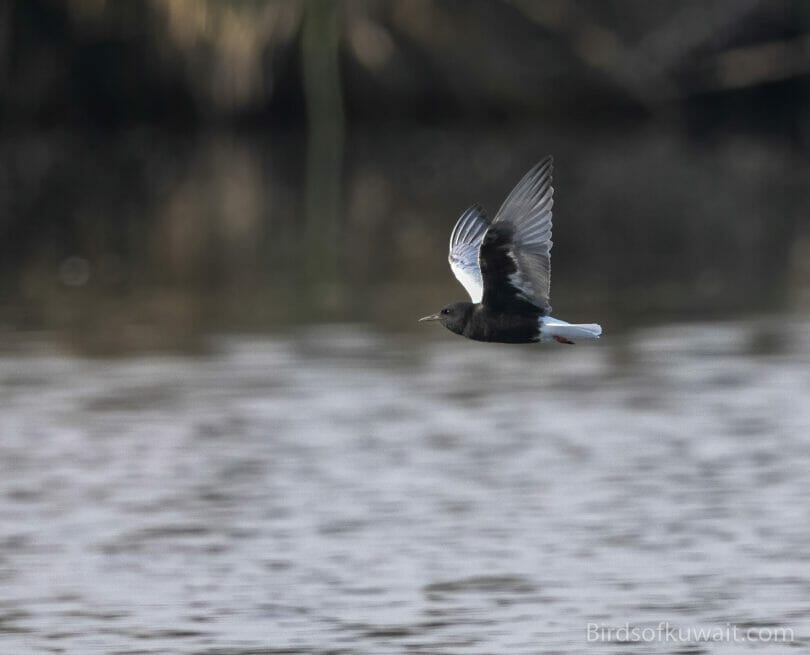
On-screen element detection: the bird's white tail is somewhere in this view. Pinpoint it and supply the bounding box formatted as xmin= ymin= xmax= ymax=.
xmin=539 ymin=318 xmax=602 ymax=344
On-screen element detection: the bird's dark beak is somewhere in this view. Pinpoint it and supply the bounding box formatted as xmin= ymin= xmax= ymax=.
xmin=419 ymin=313 xmax=440 ymax=322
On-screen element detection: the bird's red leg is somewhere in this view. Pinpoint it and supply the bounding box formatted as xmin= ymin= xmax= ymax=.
xmin=554 ymin=336 xmax=575 ymax=345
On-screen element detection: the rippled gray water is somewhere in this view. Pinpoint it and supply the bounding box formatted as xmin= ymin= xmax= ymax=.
xmin=2 ymin=318 xmax=810 ymax=654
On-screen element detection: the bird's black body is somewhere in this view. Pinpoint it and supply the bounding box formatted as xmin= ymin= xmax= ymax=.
xmin=433 ymin=302 xmax=542 ymax=343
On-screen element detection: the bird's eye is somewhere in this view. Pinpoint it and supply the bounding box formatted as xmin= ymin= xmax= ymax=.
xmin=441 ymin=308 xmax=450 ymax=315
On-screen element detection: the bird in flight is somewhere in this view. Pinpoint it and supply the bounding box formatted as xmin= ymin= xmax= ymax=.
xmin=419 ymin=156 xmax=602 ymax=344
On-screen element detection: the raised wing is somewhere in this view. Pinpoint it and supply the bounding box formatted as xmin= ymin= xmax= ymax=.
xmin=448 ymin=204 xmax=490 ymax=302
xmin=479 ymin=156 xmax=554 ymax=315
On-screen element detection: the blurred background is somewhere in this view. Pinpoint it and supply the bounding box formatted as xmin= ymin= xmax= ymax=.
xmin=2 ymin=2 xmax=810 ymax=654
xmin=1 ymin=0 xmax=808 ymax=349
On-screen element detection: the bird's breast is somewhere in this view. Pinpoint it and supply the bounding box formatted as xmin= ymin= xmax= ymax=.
xmin=463 ymin=308 xmax=542 ymax=344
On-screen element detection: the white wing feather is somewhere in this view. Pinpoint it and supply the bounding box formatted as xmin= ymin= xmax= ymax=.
xmin=447 ymin=204 xmax=489 ymax=302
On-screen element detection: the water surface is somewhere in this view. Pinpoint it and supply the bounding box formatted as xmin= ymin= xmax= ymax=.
xmin=2 ymin=318 xmax=810 ymax=654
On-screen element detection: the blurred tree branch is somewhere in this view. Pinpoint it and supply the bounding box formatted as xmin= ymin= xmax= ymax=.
xmin=700 ymin=33 xmax=810 ymax=90
xmin=303 ymin=0 xmax=345 ymax=292
xmin=0 ymin=1 xmax=10 ymax=102
xmin=509 ymin=0 xmax=766 ymax=110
